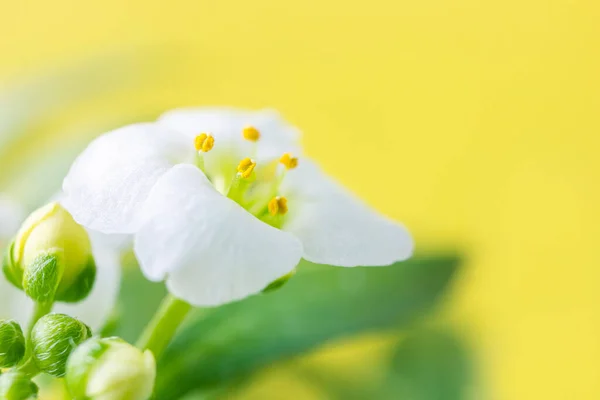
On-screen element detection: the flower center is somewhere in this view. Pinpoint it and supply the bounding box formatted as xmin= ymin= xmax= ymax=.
xmin=191 ymin=130 xmax=298 ymax=229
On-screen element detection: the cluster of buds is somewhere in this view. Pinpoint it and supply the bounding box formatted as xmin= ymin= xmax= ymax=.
xmin=0 ymin=203 xmax=155 ymax=399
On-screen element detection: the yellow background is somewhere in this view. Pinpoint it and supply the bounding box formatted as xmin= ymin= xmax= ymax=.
xmin=1 ymin=0 xmax=599 ymax=398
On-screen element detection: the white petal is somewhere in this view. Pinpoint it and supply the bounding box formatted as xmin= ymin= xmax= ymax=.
xmin=55 ymin=232 xmax=122 ymax=332
xmin=158 ymin=107 xmax=301 ymax=161
xmin=87 ymin=230 xmax=132 ymax=253
xmin=134 ymin=164 xmax=303 ymax=307
xmin=62 ymin=123 xmax=193 ymax=234
xmin=282 ymin=160 xmax=413 ymax=267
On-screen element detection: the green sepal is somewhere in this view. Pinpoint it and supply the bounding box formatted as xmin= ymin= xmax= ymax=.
xmin=0 ymin=320 xmax=26 ymax=368
xmin=55 ymin=256 xmax=97 ymax=303
xmin=0 ymin=371 xmax=39 ymax=400
xmin=262 ymin=269 xmax=297 ymax=293
xmin=2 ymin=240 xmax=23 ymax=290
xmin=23 ymin=252 xmax=64 ymax=303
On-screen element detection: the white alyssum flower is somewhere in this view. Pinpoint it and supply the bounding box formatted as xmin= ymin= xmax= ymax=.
xmin=0 ymin=194 xmax=121 ymax=332
xmin=62 ymin=108 xmax=413 ymax=307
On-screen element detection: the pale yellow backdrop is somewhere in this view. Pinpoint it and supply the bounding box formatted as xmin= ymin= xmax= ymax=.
xmin=0 ymin=1 xmax=599 ymax=399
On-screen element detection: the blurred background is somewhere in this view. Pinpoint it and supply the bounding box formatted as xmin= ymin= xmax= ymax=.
xmin=0 ymin=0 xmax=599 ymax=399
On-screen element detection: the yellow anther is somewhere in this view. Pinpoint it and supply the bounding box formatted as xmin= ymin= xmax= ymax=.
xmin=268 ymin=196 xmax=288 ymax=216
xmin=279 ymin=153 xmax=299 ymax=170
xmin=237 ymin=158 xmax=257 ymax=179
xmin=242 ymin=126 xmax=261 ymax=142
xmin=194 ymin=133 xmax=215 ymax=153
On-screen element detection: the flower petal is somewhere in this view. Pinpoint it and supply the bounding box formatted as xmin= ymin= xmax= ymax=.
xmin=158 ymin=107 xmax=301 ymax=161
xmin=134 ymin=164 xmax=303 ymax=307
xmin=62 ymin=123 xmax=193 ymax=234
xmin=282 ymin=160 xmax=413 ymax=267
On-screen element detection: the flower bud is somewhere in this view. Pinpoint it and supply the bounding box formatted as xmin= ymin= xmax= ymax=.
xmin=30 ymin=314 xmax=92 ymax=377
xmin=2 ymin=202 xmax=96 ymax=303
xmin=0 ymin=371 xmax=39 ymax=400
xmin=66 ymin=337 xmax=156 ymax=400
xmin=0 ymin=320 xmax=26 ymax=368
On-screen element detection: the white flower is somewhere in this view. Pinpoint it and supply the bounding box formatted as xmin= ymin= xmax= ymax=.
xmin=0 ymin=195 xmax=121 ymax=332
xmin=62 ymin=108 xmax=413 ymax=307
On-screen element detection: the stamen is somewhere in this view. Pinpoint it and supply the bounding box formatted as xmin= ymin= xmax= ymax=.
xmin=279 ymin=153 xmax=299 ymax=170
xmin=242 ymin=126 xmax=261 ymax=142
xmin=194 ymin=133 xmax=215 ymax=153
xmin=268 ymin=196 xmax=288 ymax=216
xmin=237 ymin=158 xmax=257 ymax=179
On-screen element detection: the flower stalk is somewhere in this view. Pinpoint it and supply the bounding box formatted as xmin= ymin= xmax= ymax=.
xmin=27 ymin=301 xmax=53 ymax=336
xmin=136 ymin=294 xmax=192 ymax=360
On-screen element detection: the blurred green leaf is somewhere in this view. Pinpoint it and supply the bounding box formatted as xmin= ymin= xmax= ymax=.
xmin=291 ymin=328 xmax=471 ymax=400
xmin=112 ymin=255 xmax=168 ymax=343
xmin=156 ymin=255 xmax=460 ymax=399
xmin=385 ymin=329 xmax=471 ymax=400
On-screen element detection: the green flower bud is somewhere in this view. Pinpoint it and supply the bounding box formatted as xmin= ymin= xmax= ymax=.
xmin=3 ymin=202 xmax=96 ymax=303
xmin=30 ymin=313 xmax=92 ymax=377
xmin=66 ymin=337 xmax=156 ymax=400
xmin=0 ymin=371 xmax=38 ymax=400
xmin=0 ymin=320 xmax=25 ymax=368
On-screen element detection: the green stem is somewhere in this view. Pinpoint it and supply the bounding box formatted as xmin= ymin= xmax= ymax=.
xmin=136 ymin=294 xmax=192 ymax=360
xmin=195 ymin=153 xmax=205 ymax=172
xmin=17 ymin=358 xmax=40 ymax=378
xmin=18 ymin=301 xmax=52 ymax=377
xmin=61 ymin=378 xmax=71 ymax=400
xmin=27 ymin=301 xmax=53 ymax=335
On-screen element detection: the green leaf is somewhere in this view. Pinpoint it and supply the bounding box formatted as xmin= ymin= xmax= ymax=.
xmin=112 ymin=259 xmax=168 ymax=343
xmin=384 ymin=329 xmax=471 ymax=400
xmin=156 ymin=255 xmax=460 ymax=399
xmin=290 ymin=328 xmax=471 ymax=400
